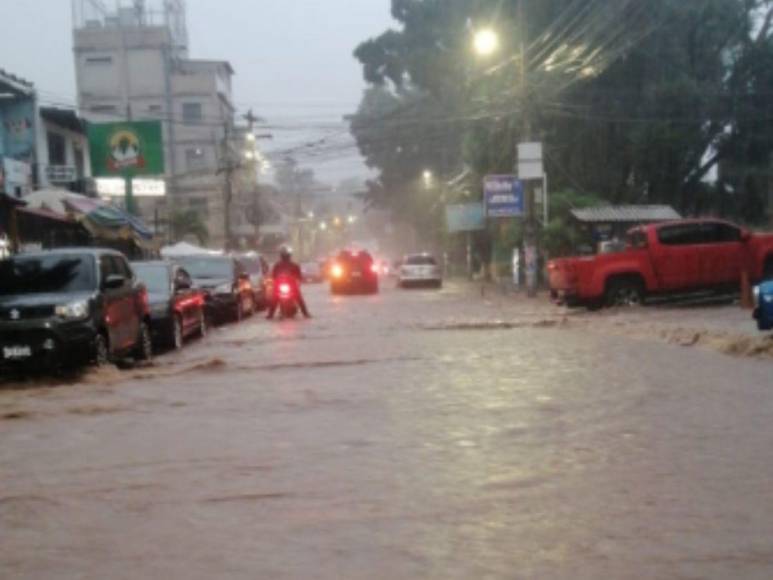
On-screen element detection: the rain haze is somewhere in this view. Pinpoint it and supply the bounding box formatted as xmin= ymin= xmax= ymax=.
xmin=0 ymin=0 xmax=394 ymax=182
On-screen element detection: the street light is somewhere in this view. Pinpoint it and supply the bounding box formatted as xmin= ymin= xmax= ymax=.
xmin=347 ymin=215 xmax=356 ymax=225
xmin=473 ymin=28 xmax=500 ymax=57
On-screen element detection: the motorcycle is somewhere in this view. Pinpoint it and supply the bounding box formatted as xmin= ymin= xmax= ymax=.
xmin=274 ymin=277 xmax=300 ymax=319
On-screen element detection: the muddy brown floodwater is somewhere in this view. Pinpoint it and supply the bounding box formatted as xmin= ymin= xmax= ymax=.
xmin=2 ymin=282 xmax=773 ymax=579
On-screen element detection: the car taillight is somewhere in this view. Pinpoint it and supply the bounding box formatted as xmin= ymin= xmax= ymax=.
xmin=370 ymin=263 xmax=379 ymax=274
xmin=331 ymin=264 xmax=344 ymax=278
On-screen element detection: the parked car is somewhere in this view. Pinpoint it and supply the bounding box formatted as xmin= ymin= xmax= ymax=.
xmin=301 ymin=261 xmax=324 ymax=283
xmin=173 ymin=255 xmax=254 ymax=323
xmin=236 ymin=253 xmax=271 ymax=310
xmin=330 ymin=250 xmax=379 ymax=294
xmin=0 ymin=248 xmax=152 ymax=370
xmin=753 ymin=281 xmax=773 ymax=331
xmin=548 ymin=219 xmax=773 ymax=309
xmin=132 ymin=261 xmax=208 ymax=350
xmin=398 ymin=253 xmax=443 ymax=288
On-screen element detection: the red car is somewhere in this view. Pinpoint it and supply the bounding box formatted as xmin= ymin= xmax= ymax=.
xmin=329 ymin=250 xmax=379 ymax=295
xmin=549 ymin=219 xmax=773 ymax=308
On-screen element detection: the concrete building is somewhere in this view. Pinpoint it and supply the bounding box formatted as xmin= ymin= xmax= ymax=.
xmin=0 ymin=69 xmax=36 ymax=199
xmin=72 ymin=0 xmax=239 ymax=248
xmin=36 ymin=107 xmax=92 ymax=192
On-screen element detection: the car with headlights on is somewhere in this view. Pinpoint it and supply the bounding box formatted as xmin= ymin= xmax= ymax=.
xmin=398 ymin=253 xmax=443 ymax=288
xmin=173 ymin=255 xmax=254 ymax=323
xmin=132 ymin=261 xmax=208 ymax=350
xmin=329 ymin=250 xmax=379 ymax=294
xmin=0 ymin=248 xmax=152 ymax=370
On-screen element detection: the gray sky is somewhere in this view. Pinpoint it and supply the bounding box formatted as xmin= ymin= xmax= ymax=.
xmin=0 ymin=0 xmax=394 ymax=183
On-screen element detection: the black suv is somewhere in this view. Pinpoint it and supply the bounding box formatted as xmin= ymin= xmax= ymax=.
xmin=329 ymin=250 xmax=379 ymax=295
xmin=173 ymin=255 xmax=255 ymax=323
xmin=0 ymin=249 xmax=152 ymax=370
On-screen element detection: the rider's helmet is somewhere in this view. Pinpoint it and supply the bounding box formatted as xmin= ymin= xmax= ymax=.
xmin=279 ymin=246 xmax=293 ymax=261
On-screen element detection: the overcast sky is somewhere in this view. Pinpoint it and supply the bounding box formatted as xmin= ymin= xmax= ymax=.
xmin=0 ymin=0 xmax=395 ymax=184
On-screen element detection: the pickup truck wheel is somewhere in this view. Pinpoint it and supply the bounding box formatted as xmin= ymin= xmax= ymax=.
xmin=605 ymin=278 xmax=645 ymax=308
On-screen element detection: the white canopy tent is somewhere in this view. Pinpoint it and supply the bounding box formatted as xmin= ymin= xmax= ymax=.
xmin=161 ymin=241 xmax=222 ymax=258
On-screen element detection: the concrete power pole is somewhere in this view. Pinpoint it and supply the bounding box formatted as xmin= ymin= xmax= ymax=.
xmin=517 ymin=0 xmax=539 ymax=298
xmin=221 ymin=121 xmax=234 ymax=251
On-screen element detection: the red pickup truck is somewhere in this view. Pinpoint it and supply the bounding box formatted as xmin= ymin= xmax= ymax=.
xmin=548 ymin=219 xmax=773 ymax=308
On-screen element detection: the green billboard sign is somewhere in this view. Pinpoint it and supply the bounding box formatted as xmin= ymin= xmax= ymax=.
xmin=88 ymin=121 xmax=165 ymax=177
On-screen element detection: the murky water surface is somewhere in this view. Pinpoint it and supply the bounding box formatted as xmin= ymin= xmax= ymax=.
xmin=2 ymin=283 xmax=772 ymax=579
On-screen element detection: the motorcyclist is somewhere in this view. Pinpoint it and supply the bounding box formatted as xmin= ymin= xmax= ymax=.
xmin=267 ymin=246 xmax=311 ymax=319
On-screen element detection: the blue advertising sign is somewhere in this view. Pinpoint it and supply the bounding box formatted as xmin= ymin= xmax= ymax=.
xmin=446 ymin=203 xmax=485 ymax=233
xmin=484 ymin=175 xmax=524 ymax=217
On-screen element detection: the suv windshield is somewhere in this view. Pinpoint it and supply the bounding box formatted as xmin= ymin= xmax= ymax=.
xmin=238 ymin=258 xmax=263 ymax=276
xmin=405 ymin=255 xmax=437 ymax=266
xmin=177 ymin=257 xmax=233 ymax=280
xmin=0 ymin=255 xmax=96 ymax=295
xmin=133 ymin=264 xmax=170 ymax=295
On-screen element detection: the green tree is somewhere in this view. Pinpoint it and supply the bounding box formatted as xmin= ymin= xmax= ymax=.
xmin=352 ymin=0 xmax=773 ymax=225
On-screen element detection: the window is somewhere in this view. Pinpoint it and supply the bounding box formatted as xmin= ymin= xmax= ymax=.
xmin=0 ymin=255 xmax=96 ymax=295
xmin=626 ymin=230 xmax=648 ymax=249
xmin=89 ymin=105 xmax=117 ymax=114
xmin=47 ymin=132 xmax=67 ymax=166
xmin=657 ymin=224 xmax=704 ymax=246
xmin=702 ymin=222 xmax=742 ymax=244
xmin=85 ymin=56 xmax=113 ymax=65
xmin=189 ymin=197 xmax=209 ymax=216
xmin=182 ymin=102 xmax=203 ymax=124
xmin=185 ymin=148 xmax=207 ymax=171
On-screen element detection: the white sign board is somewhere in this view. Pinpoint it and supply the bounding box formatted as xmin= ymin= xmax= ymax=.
xmin=96 ymin=177 xmax=167 ymax=197
xmin=518 ymin=142 xmax=544 ymax=180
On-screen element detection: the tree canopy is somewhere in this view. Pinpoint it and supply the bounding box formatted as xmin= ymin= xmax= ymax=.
xmin=351 ymin=0 xmax=773 ymax=233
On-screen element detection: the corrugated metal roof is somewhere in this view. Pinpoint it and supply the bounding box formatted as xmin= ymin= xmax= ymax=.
xmin=571 ymin=205 xmax=681 ymax=223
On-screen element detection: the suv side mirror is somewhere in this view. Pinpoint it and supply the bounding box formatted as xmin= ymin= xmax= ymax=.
xmin=103 ymin=274 xmax=125 ymax=290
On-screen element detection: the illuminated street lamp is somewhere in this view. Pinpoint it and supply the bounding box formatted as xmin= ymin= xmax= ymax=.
xmin=473 ymin=28 xmax=500 ymax=57
xmin=347 ymin=215 xmax=356 ymax=224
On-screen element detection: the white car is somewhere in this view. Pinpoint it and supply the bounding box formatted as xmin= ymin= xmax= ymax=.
xmin=398 ymin=254 xmax=443 ymax=288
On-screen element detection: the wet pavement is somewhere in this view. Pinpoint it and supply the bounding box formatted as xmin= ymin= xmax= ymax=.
xmin=2 ymin=281 xmax=773 ymax=579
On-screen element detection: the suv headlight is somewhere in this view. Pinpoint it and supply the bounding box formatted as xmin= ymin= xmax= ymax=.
xmin=215 ymin=283 xmax=233 ymax=294
xmin=55 ymin=299 xmax=90 ymax=320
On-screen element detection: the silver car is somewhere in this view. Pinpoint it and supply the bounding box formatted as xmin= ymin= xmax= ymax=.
xmin=398 ymin=254 xmax=443 ymax=289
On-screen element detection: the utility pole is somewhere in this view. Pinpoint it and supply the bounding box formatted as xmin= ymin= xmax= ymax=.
xmin=125 ymin=102 xmax=135 ymax=215
xmin=221 ymin=121 xmax=234 ymax=251
xmin=517 ymin=0 xmax=539 ymax=298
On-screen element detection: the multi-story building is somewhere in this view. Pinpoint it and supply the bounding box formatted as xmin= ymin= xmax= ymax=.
xmin=72 ymin=0 xmax=239 ymax=247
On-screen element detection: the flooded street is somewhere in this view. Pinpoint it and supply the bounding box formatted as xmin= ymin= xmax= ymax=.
xmin=2 ymin=282 xmax=773 ymax=579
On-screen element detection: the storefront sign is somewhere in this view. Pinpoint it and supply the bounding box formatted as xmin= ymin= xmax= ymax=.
xmin=88 ymin=121 xmax=165 ymax=177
